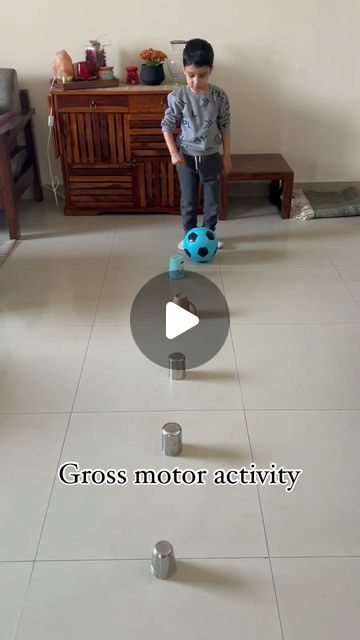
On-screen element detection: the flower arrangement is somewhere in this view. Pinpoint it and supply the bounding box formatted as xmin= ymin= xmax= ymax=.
xmin=140 ymin=48 xmax=167 ymax=67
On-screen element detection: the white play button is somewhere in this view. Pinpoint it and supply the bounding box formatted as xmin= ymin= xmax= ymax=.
xmin=166 ymin=302 xmax=199 ymax=340
xmin=130 ymin=272 xmax=230 ymax=368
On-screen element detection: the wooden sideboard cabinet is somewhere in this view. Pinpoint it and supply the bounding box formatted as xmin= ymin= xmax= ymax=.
xmin=49 ymin=85 xmax=181 ymax=216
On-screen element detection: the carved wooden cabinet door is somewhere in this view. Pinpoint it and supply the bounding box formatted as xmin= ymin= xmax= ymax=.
xmin=133 ymin=157 xmax=180 ymax=209
xmin=51 ymin=89 xmax=181 ymax=215
xmin=58 ymin=110 xmax=126 ymax=166
xmin=54 ymin=93 xmax=135 ymax=212
xmin=55 ymin=94 xmax=128 ymax=166
xmin=123 ymin=93 xmax=180 ymax=210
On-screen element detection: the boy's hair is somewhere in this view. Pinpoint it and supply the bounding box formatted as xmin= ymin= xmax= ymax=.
xmin=183 ymin=39 xmax=214 ymax=68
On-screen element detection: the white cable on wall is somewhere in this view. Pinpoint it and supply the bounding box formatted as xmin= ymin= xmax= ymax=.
xmin=46 ymin=77 xmax=64 ymax=205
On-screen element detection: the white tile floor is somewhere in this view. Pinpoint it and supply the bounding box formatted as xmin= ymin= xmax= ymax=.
xmin=1 ymin=196 xmax=360 ymax=639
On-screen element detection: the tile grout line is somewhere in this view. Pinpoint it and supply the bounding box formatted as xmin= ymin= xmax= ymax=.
xmin=220 ymin=257 xmax=287 ymax=638
xmin=319 ymin=237 xmax=360 ymax=316
xmin=2 ymin=321 xmax=360 ymax=331
xmin=2 ymin=407 xmax=360 ymax=416
xmin=246 ymin=413 xmax=286 ymax=640
xmin=2 ymin=320 xmax=360 ymax=329
xmin=219 ymin=261 xmax=286 ymax=640
xmin=221 ymin=262 xmax=281 ymax=637
xmin=0 ymin=406 xmax=360 ymax=416
xmin=3 ymin=553 xmax=360 ymax=564
xmin=14 ymin=221 xmax=120 ymax=640
xmin=311 ymin=224 xmax=360 ymax=312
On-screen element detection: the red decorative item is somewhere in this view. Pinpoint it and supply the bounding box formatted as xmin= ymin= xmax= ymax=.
xmin=125 ymin=66 xmax=139 ymax=85
xmin=76 ymin=61 xmax=91 ymax=80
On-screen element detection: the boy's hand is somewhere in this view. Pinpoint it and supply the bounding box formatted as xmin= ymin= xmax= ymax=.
xmin=171 ymin=151 xmax=185 ymax=166
xmin=223 ymin=155 xmax=232 ymax=174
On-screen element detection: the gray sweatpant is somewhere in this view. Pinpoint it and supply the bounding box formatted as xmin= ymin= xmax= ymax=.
xmin=176 ymin=153 xmax=223 ymax=232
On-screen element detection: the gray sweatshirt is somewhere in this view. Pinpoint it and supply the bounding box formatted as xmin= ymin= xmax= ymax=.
xmin=161 ymin=84 xmax=230 ymax=156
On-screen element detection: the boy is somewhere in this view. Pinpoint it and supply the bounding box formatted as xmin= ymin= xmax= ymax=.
xmin=161 ymin=38 xmax=231 ymax=250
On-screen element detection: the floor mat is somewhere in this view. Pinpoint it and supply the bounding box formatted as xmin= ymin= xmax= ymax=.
xmin=291 ymin=186 xmax=360 ymax=220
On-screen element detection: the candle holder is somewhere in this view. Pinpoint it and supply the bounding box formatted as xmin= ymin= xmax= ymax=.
xmin=125 ymin=66 xmax=139 ymax=85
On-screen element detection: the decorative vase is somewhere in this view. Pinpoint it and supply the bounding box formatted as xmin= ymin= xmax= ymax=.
xmin=140 ymin=63 xmax=165 ymax=86
xmin=167 ymin=40 xmax=187 ymax=84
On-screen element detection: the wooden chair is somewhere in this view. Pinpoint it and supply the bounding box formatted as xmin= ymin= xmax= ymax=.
xmin=0 ymin=72 xmax=43 ymax=239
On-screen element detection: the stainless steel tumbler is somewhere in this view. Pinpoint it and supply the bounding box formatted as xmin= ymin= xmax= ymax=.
xmin=172 ymin=293 xmax=196 ymax=315
xmin=162 ymin=422 xmax=182 ymax=456
xmin=151 ymin=540 xmax=177 ymax=579
xmin=169 ymin=352 xmax=186 ymax=380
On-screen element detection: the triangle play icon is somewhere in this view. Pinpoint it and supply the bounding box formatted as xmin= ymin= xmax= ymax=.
xmin=166 ymin=302 xmax=199 ymax=340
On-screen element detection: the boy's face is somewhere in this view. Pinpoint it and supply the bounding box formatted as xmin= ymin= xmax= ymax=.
xmin=183 ymin=65 xmax=212 ymax=93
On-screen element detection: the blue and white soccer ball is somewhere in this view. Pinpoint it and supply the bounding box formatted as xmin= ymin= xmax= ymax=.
xmin=183 ymin=227 xmax=218 ymax=262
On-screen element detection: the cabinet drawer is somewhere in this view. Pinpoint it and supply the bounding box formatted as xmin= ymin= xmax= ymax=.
xmin=69 ymin=172 xmax=133 ymax=206
xmin=55 ymin=94 xmax=128 ymax=112
xmin=124 ymin=113 xmax=166 ymax=157
xmin=124 ymin=113 xmax=179 ymax=157
xmin=128 ymin=94 xmax=168 ymax=113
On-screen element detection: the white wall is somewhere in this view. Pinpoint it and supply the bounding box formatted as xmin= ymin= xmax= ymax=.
xmin=2 ymin=0 xmax=359 ymax=183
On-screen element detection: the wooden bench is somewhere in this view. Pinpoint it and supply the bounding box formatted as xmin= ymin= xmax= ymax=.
xmin=221 ymin=153 xmax=294 ymax=220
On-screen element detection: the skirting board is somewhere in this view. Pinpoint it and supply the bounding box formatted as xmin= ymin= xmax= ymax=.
xmin=228 ymin=181 xmax=360 ymax=197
